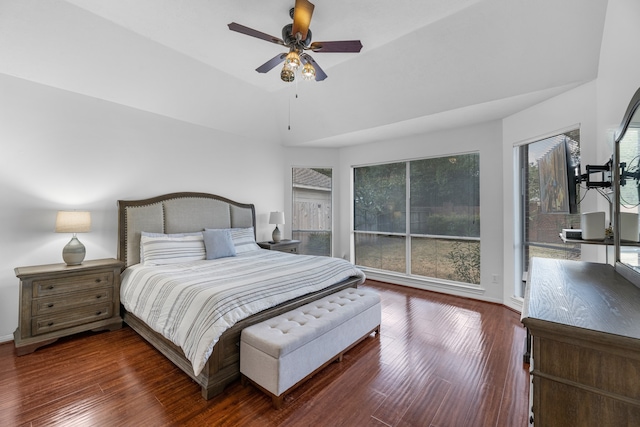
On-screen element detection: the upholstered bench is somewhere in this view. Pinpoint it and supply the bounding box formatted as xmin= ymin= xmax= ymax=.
xmin=240 ymin=287 xmax=381 ymax=408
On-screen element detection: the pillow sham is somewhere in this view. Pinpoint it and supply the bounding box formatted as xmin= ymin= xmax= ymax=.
xmin=140 ymin=233 xmax=205 ymax=265
xmin=229 ymin=227 xmax=261 ymax=253
xmin=140 ymin=231 xmax=203 ymax=263
xmin=203 ymin=229 xmax=237 ymax=260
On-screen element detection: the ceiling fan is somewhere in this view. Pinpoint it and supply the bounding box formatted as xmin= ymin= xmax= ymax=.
xmin=228 ymin=0 xmax=363 ymax=82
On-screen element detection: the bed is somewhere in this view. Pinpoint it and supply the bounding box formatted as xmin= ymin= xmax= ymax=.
xmin=117 ymin=192 xmax=365 ymax=399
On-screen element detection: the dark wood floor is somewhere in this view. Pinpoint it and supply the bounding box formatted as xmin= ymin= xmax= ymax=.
xmin=0 ymin=280 xmax=529 ymax=426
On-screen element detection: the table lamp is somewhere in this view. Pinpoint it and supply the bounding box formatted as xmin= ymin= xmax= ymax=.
xmin=55 ymin=211 xmax=91 ymax=265
xmin=269 ymin=211 xmax=285 ymax=243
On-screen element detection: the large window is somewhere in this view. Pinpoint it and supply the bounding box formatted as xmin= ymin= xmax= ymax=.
xmin=292 ymin=168 xmax=332 ymax=256
xmin=517 ymin=130 xmax=581 ymax=295
xmin=354 ymin=153 xmax=480 ymax=284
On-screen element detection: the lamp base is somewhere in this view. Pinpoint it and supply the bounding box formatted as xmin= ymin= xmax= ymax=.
xmin=272 ymin=225 xmax=282 ymax=243
xmin=62 ymin=236 xmax=86 ymax=265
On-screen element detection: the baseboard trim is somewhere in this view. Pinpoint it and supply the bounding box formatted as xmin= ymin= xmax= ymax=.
xmin=362 ymin=269 xmax=504 ymax=304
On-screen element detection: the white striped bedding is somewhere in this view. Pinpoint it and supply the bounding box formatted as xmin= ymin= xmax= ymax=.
xmin=120 ymin=249 xmax=365 ymax=376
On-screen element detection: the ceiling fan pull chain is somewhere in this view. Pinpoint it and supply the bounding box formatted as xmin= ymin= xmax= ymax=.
xmin=288 ymin=95 xmax=291 ymax=130
xmin=288 ymin=83 xmax=299 ymax=131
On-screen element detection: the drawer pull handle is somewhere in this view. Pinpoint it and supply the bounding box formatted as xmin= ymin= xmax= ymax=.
xmin=96 ymin=295 xmax=102 ymax=299
xmin=95 ymin=279 xmax=102 ymax=283
xmin=48 ymin=285 xmax=54 ymax=290
xmin=95 ymin=311 xmax=102 ymax=316
xmin=47 ymin=303 xmax=54 ymax=308
xmin=47 ymin=322 xmax=54 ymax=327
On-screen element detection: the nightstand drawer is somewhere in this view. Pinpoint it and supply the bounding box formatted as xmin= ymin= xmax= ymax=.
xmin=33 ymin=271 xmax=114 ymax=297
xmin=277 ymin=244 xmax=298 ymax=253
xmin=32 ymin=303 xmax=113 ymax=335
xmin=32 ymin=287 xmax=113 ymax=316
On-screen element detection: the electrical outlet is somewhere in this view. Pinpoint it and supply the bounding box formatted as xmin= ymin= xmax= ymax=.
xmin=492 ymin=274 xmax=499 ymax=284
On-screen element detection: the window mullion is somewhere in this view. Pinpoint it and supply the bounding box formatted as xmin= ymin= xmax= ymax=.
xmin=406 ymin=161 xmax=411 ymax=275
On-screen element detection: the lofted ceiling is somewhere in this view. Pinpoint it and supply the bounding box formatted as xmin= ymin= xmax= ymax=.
xmin=0 ymin=0 xmax=609 ymax=147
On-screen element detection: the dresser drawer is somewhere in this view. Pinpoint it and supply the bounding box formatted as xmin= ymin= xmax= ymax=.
xmin=31 ymin=287 xmax=113 ymax=316
xmin=32 ymin=303 xmax=113 ymax=335
xmin=32 ymin=271 xmax=114 ymax=297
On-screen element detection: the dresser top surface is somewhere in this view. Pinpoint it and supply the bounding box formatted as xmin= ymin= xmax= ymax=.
xmin=522 ymin=258 xmax=640 ymax=340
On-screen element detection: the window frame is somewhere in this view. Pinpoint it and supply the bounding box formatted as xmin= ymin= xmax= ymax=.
xmin=352 ymin=152 xmax=481 ymax=285
xmin=291 ymin=167 xmax=333 ymax=256
xmin=514 ymin=128 xmax=582 ymax=297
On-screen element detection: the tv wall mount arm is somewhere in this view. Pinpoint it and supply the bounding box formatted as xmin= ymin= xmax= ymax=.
xmin=578 ymin=158 xmax=640 ymax=189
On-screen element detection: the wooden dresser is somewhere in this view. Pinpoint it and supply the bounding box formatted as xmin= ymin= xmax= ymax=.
xmin=522 ymin=258 xmax=640 ymax=426
xmin=14 ymin=258 xmax=124 ymax=355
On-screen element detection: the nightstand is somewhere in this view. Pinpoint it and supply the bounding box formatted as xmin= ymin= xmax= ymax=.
xmin=14 ymin=258 xmax=124 ymax=355
xmin=258 ymin=239 xmax=301 ymax=254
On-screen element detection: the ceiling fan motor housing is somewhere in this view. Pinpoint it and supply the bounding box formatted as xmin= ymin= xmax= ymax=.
xmin=282 ymin=23 xmax=312 ymax=49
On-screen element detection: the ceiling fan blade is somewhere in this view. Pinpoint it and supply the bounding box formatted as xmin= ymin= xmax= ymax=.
xmin=292 ymin=0 xmax=315 ymax=41
xmin=228 ymin=22 xmax=285 ymax=46
xmin=309 ymin=40 xmax=363 ymax=53
xmin=256 ymin=53 xmax=287 ymax=74
xmin=301 ymin=53 xmax=327 ymax=81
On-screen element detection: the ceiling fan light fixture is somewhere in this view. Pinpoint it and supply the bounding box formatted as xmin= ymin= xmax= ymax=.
xmin=285 ymin=50 xmax=301 ymax=70
xmin=301 ymin=62 xmax=316 ymax=81
xmin=280 ymin=66 xmax=295 ymax=82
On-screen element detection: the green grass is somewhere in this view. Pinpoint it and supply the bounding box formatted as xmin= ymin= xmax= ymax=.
xmin=355 ymin=235 xmax=481 ymax=284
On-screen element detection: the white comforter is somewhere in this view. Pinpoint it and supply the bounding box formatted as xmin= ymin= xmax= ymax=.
xmin=120 ymin=249 xmax=365 ymax=376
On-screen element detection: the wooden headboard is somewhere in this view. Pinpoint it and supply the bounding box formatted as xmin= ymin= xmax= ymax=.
xmin=117 ymin=192 xmax=256 ymax=268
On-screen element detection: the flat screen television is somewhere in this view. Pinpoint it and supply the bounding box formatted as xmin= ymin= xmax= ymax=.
xmin=538 ymin=139 xmax=579 ymax=214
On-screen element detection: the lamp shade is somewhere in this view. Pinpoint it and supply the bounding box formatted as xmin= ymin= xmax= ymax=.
xmin=55 ymin=211 xmax=91 ymax=233
xmin=269 ymin=211 xmax=285 ymax=225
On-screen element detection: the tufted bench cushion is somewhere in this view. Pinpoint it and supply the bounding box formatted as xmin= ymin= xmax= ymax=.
xmin=240 ymin=287 xmax=381 ymax=408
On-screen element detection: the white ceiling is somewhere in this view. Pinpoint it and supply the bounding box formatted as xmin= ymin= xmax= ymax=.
xmin=0 ymin=0 xmax=609 ymax=147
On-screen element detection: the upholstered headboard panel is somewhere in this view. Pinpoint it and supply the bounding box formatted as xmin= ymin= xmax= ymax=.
xmin=118 ymin=192 xmax=256 ymax=267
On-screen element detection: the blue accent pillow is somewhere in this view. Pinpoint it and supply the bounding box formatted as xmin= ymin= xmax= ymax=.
xmin=204 ymin=229 xmax=237 ymax=260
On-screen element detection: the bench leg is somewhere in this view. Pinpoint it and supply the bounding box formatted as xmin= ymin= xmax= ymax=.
xmin=272 ymin=395 xmax=284 ymax=410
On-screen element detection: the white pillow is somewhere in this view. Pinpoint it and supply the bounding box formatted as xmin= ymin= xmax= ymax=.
xmin=140 ymin=233 xmax=205 ymax=265
xmin=140 ymin=231 xmax=202 ymax=263
xmin=229 ymin=227 xmax=262 ymax=253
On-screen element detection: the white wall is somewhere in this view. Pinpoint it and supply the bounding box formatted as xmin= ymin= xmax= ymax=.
xmin=0 ymin=74 xmax=284 ymax=341
xmin=597 ymin=0 xmax=640 ymax=149
xmin=337 ymin=121 xmax=505 ymax=304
